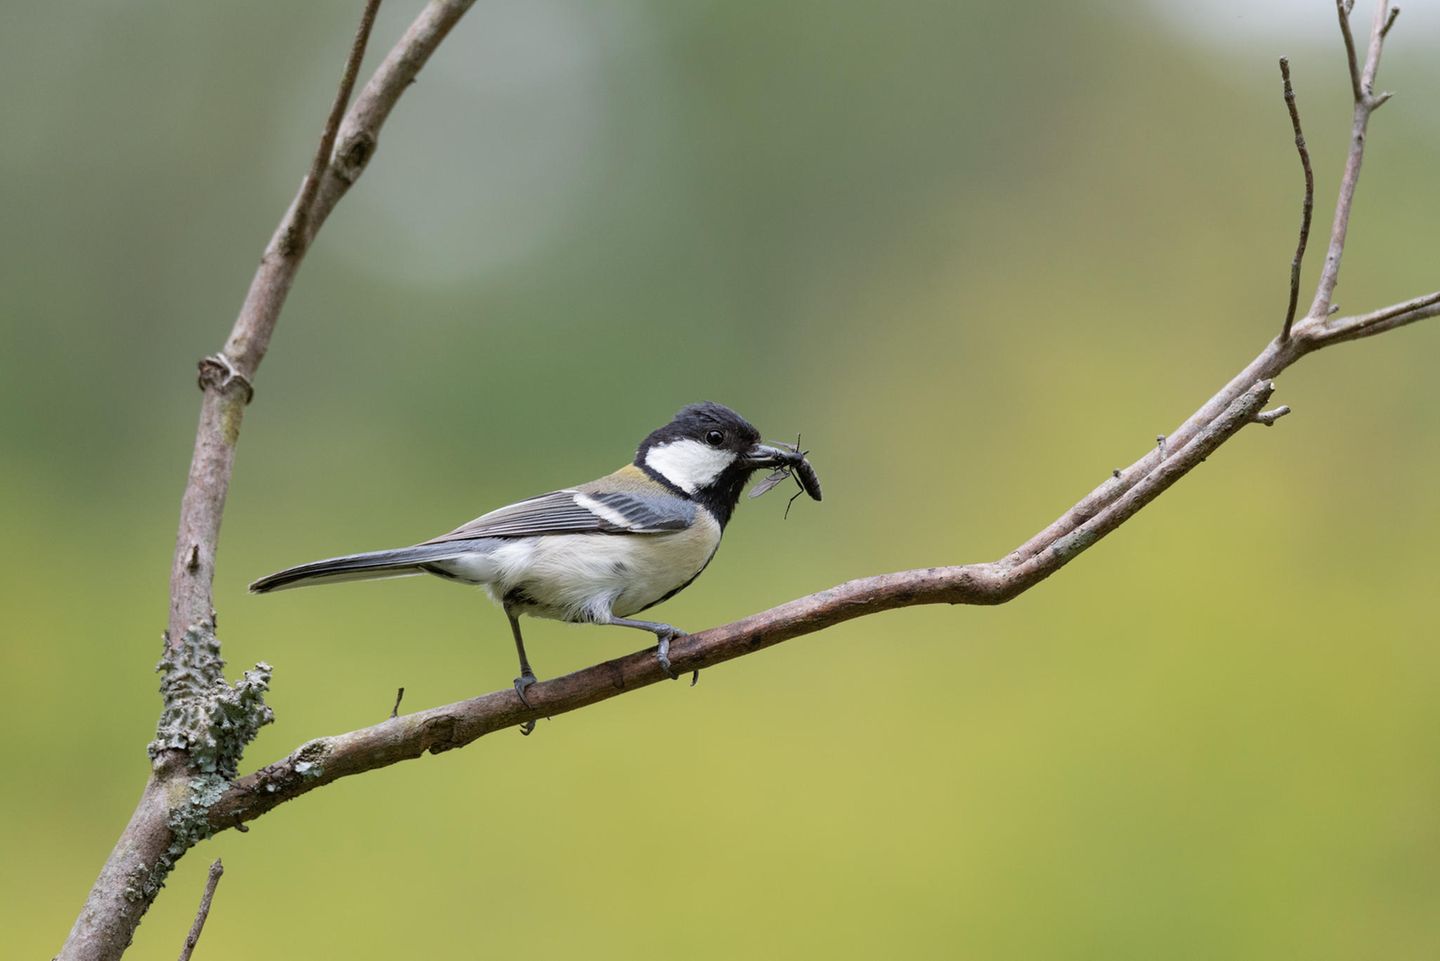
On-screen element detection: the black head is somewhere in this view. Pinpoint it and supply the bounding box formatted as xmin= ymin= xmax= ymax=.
xmin=635 ymin=402 xmax=796 ymax=525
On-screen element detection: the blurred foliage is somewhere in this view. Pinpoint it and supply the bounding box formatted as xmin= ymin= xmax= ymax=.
xmin=2 ymin=1 xmax=1438 ymax=957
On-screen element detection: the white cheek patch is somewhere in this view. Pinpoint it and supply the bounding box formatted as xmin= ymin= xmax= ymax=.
xmin=644 ymin=439 xmax=736 ymax=494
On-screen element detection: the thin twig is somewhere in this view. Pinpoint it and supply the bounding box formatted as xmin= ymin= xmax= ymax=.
xmin=390 ymin=687 xmax=405 ymax=719
xmin=291 ymin=0 xmax=383 ymax=249
xmin=1337 ymin=0 xmax=1363 ymax=103
xmin=1314 ymin=289 xmax=1440 ymax=343
xmin=1307 ymin=0 xmax=1395 ymax=320
xmin=1381 ymin=6 xmax=1400 ymax=38
xmin=1278 ymin=57 xmax=1313 ymax=341
xmin=177 ymin=860 xmax=224 ymax=961
xmin=1252 ymin=406 xmax=1292 ymax=426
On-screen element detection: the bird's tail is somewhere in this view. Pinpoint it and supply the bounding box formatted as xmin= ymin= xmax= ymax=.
xmin=249 ymin=544 xmax=471 ymax=594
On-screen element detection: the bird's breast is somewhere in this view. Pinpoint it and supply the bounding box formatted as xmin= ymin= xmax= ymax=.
xmin=485 ymin=509 xmax=723 ymax=622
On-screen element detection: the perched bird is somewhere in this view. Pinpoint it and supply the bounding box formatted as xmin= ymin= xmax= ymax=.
xmin=250 ymin=402 xmax=815 ymax=731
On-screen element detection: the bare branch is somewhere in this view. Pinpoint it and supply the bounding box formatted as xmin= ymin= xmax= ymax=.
xmin=176 ymin=860 xmax=224 ymax=961
xmin=168 ymin=1 xmax=480 ymax=652
xmin=291 ymin=0 xmax=382 ymax=247
xmin=200 ymin=367 xmax=1383 ymax=830
xmin=59 ymin=4 xmax=481 ymax=960
xmin=1312 ymin=290 xmax=1440 ymax=344
xmin=1278 ymin=57 xmax=1314 ymax=341
xmin=1336 ymin=0 xmax=1364 ymax=103
xmin=1381 ymin=6 xmax=1400 ymax=38
xmin=1307 ymin=0 xmax=1395 ymax=321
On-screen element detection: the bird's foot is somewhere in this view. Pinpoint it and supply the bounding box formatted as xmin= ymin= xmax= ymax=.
xmin=655 ymin=630 xmax=689 ymax=681
xmin=514 ymin=672 xmax=539 ymax=735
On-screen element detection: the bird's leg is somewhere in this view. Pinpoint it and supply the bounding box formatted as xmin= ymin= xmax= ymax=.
xmin=507 ymin=611 xmax=538 ymax=736
xmin=607 ymin=617 xmax=699 ymax=685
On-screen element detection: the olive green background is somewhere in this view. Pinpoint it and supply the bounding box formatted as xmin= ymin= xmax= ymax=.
xmin=3 ymin=1 xmax=1438 ymax=957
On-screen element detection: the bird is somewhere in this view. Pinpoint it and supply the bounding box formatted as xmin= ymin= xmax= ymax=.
xmin=249 ymin=402 xmax=814 ymax=733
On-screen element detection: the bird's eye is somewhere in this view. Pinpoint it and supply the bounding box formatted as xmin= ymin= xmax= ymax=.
xmin=705 ymin=429 xmax=725 ymax=447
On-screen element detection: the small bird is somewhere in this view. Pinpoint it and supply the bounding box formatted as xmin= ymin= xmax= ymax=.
xmin=250 ymin=402 xmax=816 ymax=731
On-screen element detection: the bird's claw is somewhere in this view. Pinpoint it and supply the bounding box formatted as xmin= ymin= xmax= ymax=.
xmin=655 ymin=631 xmax=686 ymax=681
xmin=514 ymin=674 xmax=538 ymax=736
xmin=655 ymin=632 xmax=700 ymax=685
xmin=513 ymin=672 xmax=537 ymax=706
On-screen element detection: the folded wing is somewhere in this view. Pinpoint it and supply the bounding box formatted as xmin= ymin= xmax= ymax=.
xmin=422 ymin=489 xmax=694 ymax=544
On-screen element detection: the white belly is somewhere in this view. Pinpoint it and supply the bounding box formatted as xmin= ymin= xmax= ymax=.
xmin=430 ymin=515 xmax=722 ymax=623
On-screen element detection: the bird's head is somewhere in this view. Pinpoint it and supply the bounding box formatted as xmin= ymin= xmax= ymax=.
xmin=635 ymin=402 xmax=800 ymax=523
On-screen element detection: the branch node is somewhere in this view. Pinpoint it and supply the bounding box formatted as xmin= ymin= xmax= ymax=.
xmin=1156 ymin=434 xmax=1167 ymax=458
xmin=333 ymin=130 xmax=378 ymax=184
xmin=1252 ymin=406 xmax=1292 ymax=427
xmin=197 ymin=353 xmax=254 ymax=404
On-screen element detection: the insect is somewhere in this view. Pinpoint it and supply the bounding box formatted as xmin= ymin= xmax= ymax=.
xmin=749 ymin=435 xmax=822 ymax=518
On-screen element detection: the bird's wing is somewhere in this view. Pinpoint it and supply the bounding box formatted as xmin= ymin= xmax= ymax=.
xmin=421 ymin=489 xmax=695 ymax=544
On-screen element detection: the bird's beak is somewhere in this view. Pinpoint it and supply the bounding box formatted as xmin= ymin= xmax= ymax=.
xmin=742 ymin=442 xmax=801 ymax=469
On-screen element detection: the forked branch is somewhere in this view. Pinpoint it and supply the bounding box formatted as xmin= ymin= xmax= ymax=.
xmin=1307 ymin=0 xmax=1395 ymax=321
xmin=59 ymin=4 xmax=482 ymax=960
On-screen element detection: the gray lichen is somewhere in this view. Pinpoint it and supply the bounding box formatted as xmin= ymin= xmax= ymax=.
xmin=148 ymin=618 xmax=274 ymax=779
xmin=128 ymin=619 xmax=275 ymax=902
xmin=124 ymin=774 xmax=232 ymax=903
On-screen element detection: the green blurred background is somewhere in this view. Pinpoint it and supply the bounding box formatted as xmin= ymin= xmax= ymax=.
xmin=3 ymin=1 xmax=1438 ymax=957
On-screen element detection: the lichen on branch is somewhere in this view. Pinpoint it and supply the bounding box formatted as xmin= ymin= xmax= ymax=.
xmin=149 ymin=619 xmax=273 ymax=780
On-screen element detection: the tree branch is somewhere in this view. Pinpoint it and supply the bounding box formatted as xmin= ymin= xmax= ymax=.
xmin=209 ymin=274 xmax=1438 ymax=826
xmin=290 ymin=0 xmax=382 ymax=249
xmin=176 ymin=861 xmax=223 ymax=961
xmin=1307 ymin=0 xmax=1394 ymax=320
xmin=202 ymin=0 xmax=1437 ymax=835
xmin=1311 ymin=289 xmax=1440 ymax=344
xmin=1278 ymin=57 xmax=1314 ymax=341
xmin=1336 ymin=0 xmax=1364 ymax=104
xmin=58 ymin=4 xmax=480 ymax=960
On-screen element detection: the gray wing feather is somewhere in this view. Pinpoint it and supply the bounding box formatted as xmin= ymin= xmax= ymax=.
xmin=423 ymin=489 xmax=693 ymax=545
